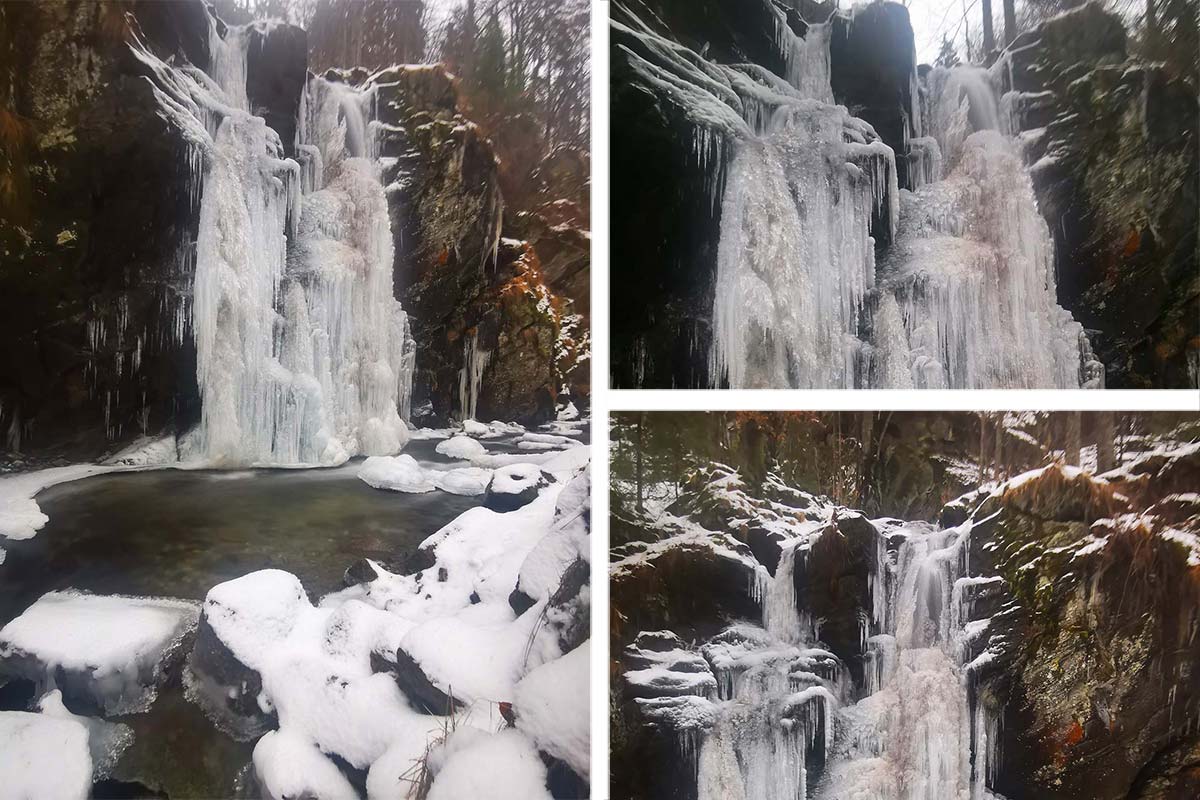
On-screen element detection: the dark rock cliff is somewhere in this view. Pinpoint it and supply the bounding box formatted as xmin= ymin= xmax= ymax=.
xmin=1001 ymin=3 xmax=1199 ymax=388
xmin=369 ymin=65 xmax=571 ymax=426
xmin=0 ymin=0 xmax=216 ymax=461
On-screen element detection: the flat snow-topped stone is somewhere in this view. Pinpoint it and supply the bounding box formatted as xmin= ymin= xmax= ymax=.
xmin=359 ymin=454 xmax=437 ymax=493
xmin=484 ymin=464 xmax=554 ymax=512
xmin=435 ymin=435 xmax=487 ymax=460
xmin=0 ymin=590 xmax=199 ymax=715
xmin=0 ymin=710 xmax=93 ymax=799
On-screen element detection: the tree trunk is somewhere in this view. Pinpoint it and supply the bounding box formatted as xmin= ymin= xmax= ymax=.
xmin=860 ymin=411 xmax=875 ymax=507
xmin=1096 ymin=412 xmax=1117 ymax=473
xmin=1003 ymin=0 xmax=1018 ymax=45
xmin=1065 ymin=411 xmax=1082 ymax=466
xmin=982 ymin=0 xmax=996 ymax=54
xmin=635 ymin=412 xmax=645 ymax=513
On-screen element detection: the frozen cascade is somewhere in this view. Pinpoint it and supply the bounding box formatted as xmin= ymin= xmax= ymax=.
xmin=870 ymin=65 xmax=1104 ymax=389
xmin=815 ymin=522 xmax=1007 ymax=800
xmin=138 ymin=18 xmax=415 ymax=466
xmin=457 ymin=330 xmax=492 ymax=421
xmin=709 ymin=100 xmax=896 ymax=389
xmin=707 ymin=10 xmax=899 ymax=389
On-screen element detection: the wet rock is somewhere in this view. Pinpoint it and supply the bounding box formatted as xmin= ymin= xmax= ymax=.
xmin=342 ymin=558 xmax=379 ymax=586
xmin=998 ymin=2 xmax=1198 ymax=388
xmin=184 ymin=616 xmax=276 ymax=741
xmin=244 ymin=22 xmax=307 ymax=158
xmin=388 ymin=646 xmax=464 ymax=715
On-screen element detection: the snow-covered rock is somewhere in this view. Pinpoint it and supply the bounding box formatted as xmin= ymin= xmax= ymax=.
xmin=514 ymin=640 xmax=591 ymax=779
xmin=484 ymin=464 xmax=554 ymax=512
xmin=359 ymin=455 xmax=493 ymax=496
xmin=0 ymin=590 xmax=199 ymax=715
xmin=435 ymin=435 xmax=487 ymax=460
xmin=0 ymin=709 xmax=93 ymax=800
xmin=426 ymin=728 xmax=553 ymax=800
xmin=359 ymin=454 xmax=438 ymax=493
xmin=253 ymin=728 xmax=359 ymax=800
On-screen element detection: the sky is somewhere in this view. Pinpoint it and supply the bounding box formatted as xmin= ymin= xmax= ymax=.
xmin=901 ymin=0 xmax=978 ymax=64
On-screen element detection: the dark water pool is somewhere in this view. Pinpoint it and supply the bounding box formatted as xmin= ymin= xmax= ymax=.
xmin=0 ymin=463 xmax=480 ymax=625
xmin=0 ymin=463 xmax=483 ymax=798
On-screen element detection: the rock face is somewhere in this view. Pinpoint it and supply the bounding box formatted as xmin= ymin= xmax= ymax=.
xmin=370 ymin=65 xmax=570 ymax=427
xmin=995 ymin=2 xmax=1198 ymax=388
xmin=954 ymin=456 xmax=1200 ymax=799
xmin=0 ymin=0 xmax=214 ymax=460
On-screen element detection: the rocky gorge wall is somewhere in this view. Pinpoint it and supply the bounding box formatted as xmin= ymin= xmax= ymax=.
xmin=0 ymin=0 xmax=583 ymax=463
xmin=610 ymin=421 xmax=1200 ymax=799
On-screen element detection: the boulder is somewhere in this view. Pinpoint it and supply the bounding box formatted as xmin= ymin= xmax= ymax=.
xmin=484 ymin=465 xmax=555 ymax=512
xmin=387 ymin=646 xmax=464 ymax=715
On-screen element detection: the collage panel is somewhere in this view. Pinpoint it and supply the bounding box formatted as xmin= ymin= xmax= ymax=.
xmin=609 ymin=0 xmax=1198 ymax=390
xmin=0 ymin=0 xmax=590 ymax=798
xmin=610 ymin=410 xmax=1200 ymax=798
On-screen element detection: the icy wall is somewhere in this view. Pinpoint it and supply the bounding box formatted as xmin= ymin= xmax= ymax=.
xmin=139 ymin=20 xmax=415 ymax=466
xmin=611 ymin=0 xmax=1105 ymax=389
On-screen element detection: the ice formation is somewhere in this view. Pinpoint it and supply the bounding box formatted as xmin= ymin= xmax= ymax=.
xmin=815 ymin=521 xmax=1003 ymax=800
xmin=135 ymin=18 xmax=416 ymax=467
xmin=0 ymin=590 xmax=200 ymax=715
xmin=620 ymin=2 xmax=1102 ymax=388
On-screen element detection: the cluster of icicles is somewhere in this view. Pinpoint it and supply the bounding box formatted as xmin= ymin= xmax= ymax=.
xmin=689 ymin=519 xmax=1007 ymax=800
xmin=622 ymin=1 xmax=1103 ymax=388
xmin=130 ymin=17 xmax=417 ymax=466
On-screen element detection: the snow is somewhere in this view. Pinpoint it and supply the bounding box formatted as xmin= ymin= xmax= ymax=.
xmin=195 ymin=458 xmax=588 ymax=793
xmin=0 ymin=590 xmax=199 ymax=714
xmin=253 ymin=728 xmax=359 ymax=800
xmin=359 ymin=454 xmax=495 ymax=496
xmin=359 ymin=454 xmax=438 ymax=493
xmin=0 ymin=710 xmax=93 ymax=800
xmin=103 ymin=434 xmax=180 ymax=466
xmin=0 ymin=464 xmax=119 ymax=542
xmin=435 ymin=435 xmax=487 ymax=460
xmin=513 ymin=640 xmax=591 ymax=778
xmin=197 ymin=570 xmax=469 ymax=772
xmin=36 ymin=689 xmax=133 ymax=781
xmin=426 ymin=728 xmax=553 ymax=800
xmin=489 ymin=463 xmax=547 ymax=495
xmin=516 ymin=471 xmax=590 ymax=599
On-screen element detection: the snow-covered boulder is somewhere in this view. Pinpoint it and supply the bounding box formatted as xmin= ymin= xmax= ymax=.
xmin=185 ymin=570 xmax=310 ymax=738
xmin=433 ymin=466 xmax=493 ymax=496
xmin=359 ymin=456 xmax=493 ymax=496
xmin=252 ymin=728 xmax=358 ymax=800
xmin=0 ymin=590 xmax=199 ymax=715
xmin=514 ymin=640 xmax=590 ymax=780
xmin=425 ymin=728 xmax=553 ymax=800
xmin=435 ymin=435 xmax=487 ymax=460
xmin=0 ymin=709 xmax=93 ymax=799
xmin=359 ymin=454 xmax=437 ymax=493
xmin=484 ymin=464 xmax=555 ymax=512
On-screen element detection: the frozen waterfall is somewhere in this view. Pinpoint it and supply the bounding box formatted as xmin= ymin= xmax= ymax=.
xmin=694 ymin=11 xmax=1103 ymax=388
xmin=687 ymin=520 xmax=1008 ymax=800
xmin=133 ymin=19 xmax=415 ymax=466
xmin=815 ymin=522 xmax=1005 ymax=800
